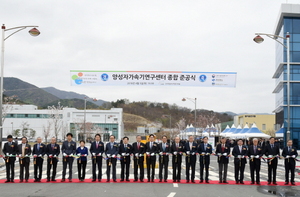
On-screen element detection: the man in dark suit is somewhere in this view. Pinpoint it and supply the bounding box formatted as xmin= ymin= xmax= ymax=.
xmin=247 ymin=138 xmax=263 ymax=185
xmin=3 ymin=135 xmax=19 ymax=183
xmin=146 ymin=134 xmax=158 ymax=182
xmin=264 ymin=137 xmax=280 ymax=185
xmin=46 ymin=137 xmax=60 ymax=182
xmin=171 ymin=136 xmax=184 ymax=182
xmin=216 ymin=137 xmax=231 ymax=183
xmin=119 ymin=136 xmax=132 ymax=182
xmin=105 ymin=135 xmax=119 ymax=182
xmin=17 ymin=137 xmax=31 ymax=182
xmin=198 ymin=136 xmax=212 ymax=183
xmin=61 ymin=133 xmax=76 ymax=182
xmin=90 ymin=133 xmax=104 ymax=182
xmin=184 ymin=135 xmax=198 ymax=183
xmin=259 ymin=138 xmax=266 ymax=150
xmin=232 ymin=139 xmax=247 ymax=184
xmin=32 ymin=137 xmax=46 ymax=182
xmin=282 ymin=139 xmax=298 ymax=185
xmin=158 ymin=135 xmax=170 ymax=182
xmin=132 ymin=135 xmax=145 ymax=182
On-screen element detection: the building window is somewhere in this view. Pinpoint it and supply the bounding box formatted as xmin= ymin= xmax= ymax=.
xmin=262 ymin=124 xmax=266 ymax=130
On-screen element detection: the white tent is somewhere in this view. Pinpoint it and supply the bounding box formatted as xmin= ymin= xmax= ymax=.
xmin=224 ymin=124 xmax=236 ymax=137
xmin=235 ymin=124 xmax=249 ymax=139
xmin=220 ymin=125 xmax=230 ymax=137
xmin=244 ymin=123 xmax=271 ymax=138
xmin=228 ymin=125 xmax=242 ymax=139
xmin=275 ymin=125 xmax=284 ymax=138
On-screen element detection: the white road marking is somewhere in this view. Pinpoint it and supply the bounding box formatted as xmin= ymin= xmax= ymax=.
xmin=167 ymin=192 xmax=176 ymax=197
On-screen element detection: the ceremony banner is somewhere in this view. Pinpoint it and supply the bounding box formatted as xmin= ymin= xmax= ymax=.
xmin=70 ymin=71 xmax=237 ymax=87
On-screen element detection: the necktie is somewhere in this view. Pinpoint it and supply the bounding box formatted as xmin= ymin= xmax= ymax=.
xmin=254 ymin=146 xmax=256 ymax=154
xmin=96 ymin=142 xmax=98 ymax=149
xmin=150 ymin=142 xmax=152 ymax=149
xmin=125 ymin=144 xmax=127 ymax=149
xmin=222 ymin=144 xmax=225 ymax=152
xmin=204 ymin=144 xmax=207 ymax=150
xmin=190 ymin=143 xmax=192 ymax=150
xmin=239 ymin=146 xmax=242 ymax=153
xmin=37 ymin=144 xmax=40 ymax=151
xmin=137 ymin=143 xmax=140 ymax=150
xmin=163 ymin=143 xmax=165 ymax=151
xmin=111 ymin=143 xmax=113 ymax=149
xmin=288 ymin=147 xmax=291 ymax=153
xmin=271 ymin=144 xmax=274 ymax=149
xmin=176 ymin=144 xmax=179 ymax=151
xmin=22 ymin=145 xmax=25 ymax=157
xmin=52 ymin=144 xmax=54 ymax=151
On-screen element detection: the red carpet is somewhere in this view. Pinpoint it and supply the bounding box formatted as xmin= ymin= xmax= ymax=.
xmin=0 ymin=179 xmax=299 ymax=186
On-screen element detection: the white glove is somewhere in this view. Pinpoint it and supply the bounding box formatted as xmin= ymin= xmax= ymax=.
xmin=112 ymin=154 xmax=115 ymax=158
xmin=77 ymin=153 xmax=81 ymax=156
xmin=63 ymin=153 xmax=67 ymax=157
xmin=33 ymin=154 xmax=37 ymax=157
xmin=122 ymin=153 xmax=125 ymax=156
xmin=206 ymin=153 xmax=210 ymax=155
xmin=268 ymin=155 xmax=273 ymax=158
xmin=292 ymin=155 xmax=296 ymax=158
xmin=38 ymin=154 xmax=42 ymax=157
xmin=70 ymin=154 xmax=73 ymax=157
xmin=238 ymin=155 xmax=242 ymax=158
xmin=186 ymin=151 xmax=190 ymax=155
xmin=84 ymin=154 xmax=87 ymax=156
xmin=255 ymin=155 xmax=260 ymax=159
xmin=250 ymin=155 xmax=254 ymax=158
xmin=159 ymin=152 xmax=163 ymax=155
xmin=223 ymin=153 xmax=227 ymax=156
xmin=107 ymin=154 xmax=111 ymax=157
xmin=135 ymin=153 xmax=139 ymax=157
xmin=151 ymin=153 xmax=155 ymax=156
xmin=6 ymin=153 xmax=9 ymax=156
xmin=146 ymin=152 xmax=150 ymax=155
xmin=49 ymin=154 xmax=52 ymax=157
xmin=201 ymin=152 xmax=205 ymax=155
xmin=242 ymin=155 xmax=245 ymax=159
xmin=54 ymin=155 xmax=57 ymax=158
xmin=19 ymin=154 xmax=22 ymax=157
xmin=98 ymin=153 xmax=102 ymax=156
xmin=139 ymin=154 xmax=143 ymax=157
xmin=173 ymin=152 xmax=177 ymax=155
xmin=286 ymin=155 xmax=290 ymax=158
xmin=192 ymin=152 xmax=195 ymax=155
xmin=92 ymin=153 xmax=95 ymax=156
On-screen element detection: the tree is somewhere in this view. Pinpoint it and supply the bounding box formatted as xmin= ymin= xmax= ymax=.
xmin=20 ymin=121 xmax=29 ymax=137
xmin=13 ymin=129 xmax=21 ymax=137
xmin=29 ymin=129 xmax=36 ymax=139
xmin=48 ymin=102 xmax=64 ymax=140
xmin=61 ymin=122 xmax=69 ymax=141
xmin=43 ymin=121 xmax=52 ymax=143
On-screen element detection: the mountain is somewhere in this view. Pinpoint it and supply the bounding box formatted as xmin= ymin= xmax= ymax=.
xmin=3 ymin=77 xmax=59 ymax=106
xmin=42 ymin=87 xmax=106 ymax=106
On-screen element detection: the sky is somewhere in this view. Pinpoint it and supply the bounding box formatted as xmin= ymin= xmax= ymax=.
xmin=0 ymin=0 xmax=298 ymax=114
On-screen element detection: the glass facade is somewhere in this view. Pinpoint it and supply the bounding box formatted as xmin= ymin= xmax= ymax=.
xmin=275 ymin=16 xmax=300 ymax=148
xmin=70 ymin=123 xmax=119 ymax=139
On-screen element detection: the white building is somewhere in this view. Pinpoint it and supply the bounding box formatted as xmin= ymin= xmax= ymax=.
xmin=2 ymin=105 xmax=123 ymax=141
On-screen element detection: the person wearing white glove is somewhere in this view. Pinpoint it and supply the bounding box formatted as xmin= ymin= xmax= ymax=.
xmin=3 ymin=135 xmax=19 ymax=183
xmin=146 ymin=134 xmax=158 ymax=182
xmin=158 ymin=136 xmax=170 ymax=182
xmin=184 ymin=135 xmax=197 ymax=183
xmin=198 ymin=136 xmax=213 ymax=183
xmin=132 ymin=135 xmax=145 ymax=182
xmin=17 ymin=136 xmax=32 ymax=182
xmin=216 ymin=137 xmax=230 ymax=184
xmin=171 ymin=136 xmax=183 ymax=182
xmin=282 ymin=140 xmax=298 ymax=185
xmin=90 ymin=134 xmax=104 ymax=182
xmin=120 ymin=136 xmax=132 ymax=181
xmin=264 ymin=137 xmax=280 ymax=185
xmin=105 ymin=134 xmax=119 ymax=182
xmin=61 ymin=133 xmax=76 ymax=182
xmin=76 ymin=140 xmax=89 ymax=181
xmin=248 ymin=138 xmax=262 ymax=184
xmin=46 ymin=137 xmax=60 ymax=182
xmin=232 ymin=139 xmax=247 ymax=184
xmin=32 ymin=137 xmax=46 ymax=182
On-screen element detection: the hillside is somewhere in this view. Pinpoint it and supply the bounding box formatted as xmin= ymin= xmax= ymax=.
xmin=41 ymin=98 xmax=99 ymax=109
xmin=42 ymin=87 xmax=106 ymax=106
xmin=123 ymin=113 xmax=151 ymax=131
xmin=3 ymin=77 xmax=59 ymax=106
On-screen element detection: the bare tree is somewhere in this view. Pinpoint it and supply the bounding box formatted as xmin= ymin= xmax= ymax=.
xmin=48 ymin=102 xmax=64 ymax=140
xmin=43 ymin=121 xmax=52 ymax=144
xmin=73 ymin=118 xmax=94 ymax=141
xmin=61 ymin=122 xmax=69 ymax=141
xmin=2 ymin=95 xmax=18 ymax=123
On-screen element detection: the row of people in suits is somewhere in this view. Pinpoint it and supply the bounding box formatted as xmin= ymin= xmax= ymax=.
xmin=3 ymin=134 xmax=298 ymax=185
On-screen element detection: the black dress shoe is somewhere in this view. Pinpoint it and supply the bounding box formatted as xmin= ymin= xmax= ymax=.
xmin=223 ymin=181 xmax=229 ymax=184
xmin=186 ymin=180 xmax=189 ymax=183
xmin=46 ymin=179 xmax=50 ymax=182
xmin=273 ymin=182 xmax=277 ymax=185
xmin=98 ymin=179 xmax=101 ymax=182
xmin=25 ymin=180 xmax=28 ymax=182
xmin=140 ymin=179 xmax=144 ymax=182
xmin=256 ymin=182 xmax=260 ymax=185
xmin=126 ymin=179 xmax=130 ymax=182
xmin=164 ymin=180 xmax=167 ymax=182
xmin=284 ymin=182 xmax=289 ymax=185
xmin=113 ymin=179 xmax=117 ymax=182
xmin=250 ymin=181 xmax=254 ymax=184
xmin=134 ymin=179 xmax=138 ymax=182
xmin=51 ymin=179 xmax=56 ymax=182
xmin=240 ymin=181 xmax=244 ymax=184
xmin=267 ymin=182 xmax=271 ymax=185
xmin=291 ymin=182 xmax=295 ymax=185
xmin=177 ymin=180 xmax=180 ymax=183
xmin=219 ymin=181 xmax=222 ymax=183
xmin=106 ymin=180 xmax=110 ymax=182
xmin=120 ymin=179 xmax=124 ymax=182
xmin=173 ymin=180 xmax=176 ymax=183
xmin=191 ymin=180 xmax=195 ymax=183
xmin=5 ymin=180 xmax=10 ymax=183
xmin=148 ymin=179 xmax=150 ymax=182
xmin=34 ymin=179 xmax=38 ymax=182
xmin=11 ymin=180 xmax=14 ymax=183
xmin=236 ymin=181 xmax=239 ymax=184
xmin=92 ymin=179 xmax=96 ymax=182
xmin=159 ymin=179 xmax=162 ymax=182
xmin=20 ymin=180 xmax=23 ymax=183
xmin=69 ymin=179 xmax=72 ymax=182
xmin=151 ymin=179 xmax=154 ymax=182
xmin=205 ymin=180 xmax=209 ymax=183
xmin=61 ymin=178 xmax=65 ymax=182
xmin=199 ymin=180 xmax=203 ymax=183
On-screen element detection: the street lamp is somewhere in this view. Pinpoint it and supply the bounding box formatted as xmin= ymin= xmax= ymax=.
xmin=253 ymin=32 xmax=290 ymax=143
xmin=0 ymin=24 xmax=40 ymax=154
xmin=182 ymin=97 xmax=197 ymax=136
